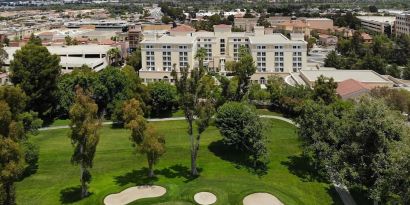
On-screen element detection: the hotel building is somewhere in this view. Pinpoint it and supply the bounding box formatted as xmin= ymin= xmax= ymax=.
xmin=139 ymin=24 xmax=307 ymax=84
xmin=396 ymin=12 xmax=410 ymax=36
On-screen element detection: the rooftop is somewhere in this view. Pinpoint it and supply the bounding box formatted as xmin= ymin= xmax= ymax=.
xmin=336 ymin=79 xmax=370 ymax=98
xmin=356 ymin=16 xmax=396 ymax=24
xmin=300 ymin=70 xmax=391 ymax=83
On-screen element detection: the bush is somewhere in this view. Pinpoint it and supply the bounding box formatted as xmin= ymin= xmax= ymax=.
xmin=21 ymin=141 xmax=39 ymax=178
xmin=215 ymin=102 xmax=269 ymax=168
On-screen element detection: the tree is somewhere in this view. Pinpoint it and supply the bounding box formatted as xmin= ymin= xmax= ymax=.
xmin=148 ymin=81 xmax=177 ymax=116
xmin=27 ymin=33 xmax=42 ymax=46
xmin=386 ymin=64 xmax=401 ymax=78
xmin=215 ymin=102 xmax=268 ymax=168
xmin=195 ymin=48 xmax=207 ymax=70
xmin=312 ymin=75 xmax=338 ymax=104
xmin=307 ymin=37 xmax=316 ymax=53
xmin=68 ymin=87 xmax=101 ymax=198
xmin=0 ymin=45 xmax=8 ymax=71
xmin=369 ymin=5 xmax=378 ymax=13
xmin=360 ymin=53 xmax=387 ymax=74
xmin=0 ymin=86 xmax=41 ymax=204
xmin=123 ymin=98 xmax=146 ymax=146
xmin=127 ymin=48 xmax=142 ymax=72
xmin=161 ymin=15 xmax=173 ymax=24
xmin=172 ymin=65 xmax=217 ymax=176
xmin=402 ymin=63 xmax=410 ymax=80
xmin=57 ymin=66 xmax=105 ymax=117
xmin=65 ymin=35 xmax=73 ymax=45
xmin=324 ymin=51 xmax=342 ymax=68
xmin=107 ymin=47 xmax=121 ymax=66
xmin=297 ymin=97 xmax=410 ymax=204
xmin=139 ymin=125 xmax=165 ymax=177
xmin=257 ymin=14 xmax=271 ymax=28
xmin=9 ymin=43 xmax=61 ymax=122
xmin=226 ymin=46 xmax=256 ymax=101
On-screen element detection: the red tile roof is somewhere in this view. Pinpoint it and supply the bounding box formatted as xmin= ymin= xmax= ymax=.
xmin=170 ymin=24 xmax=195 ymax=32
xmin=336 ymin=79 xmax=370 ymax=98
xmin=98 ymin=39 xmax=115 ymax=45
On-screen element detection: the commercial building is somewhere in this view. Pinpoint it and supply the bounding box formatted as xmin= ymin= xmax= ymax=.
xmin=356 ymin=16 xmax=395 ymax=36
xmin=291 ymin=69 xmax=394 ymax=88
xmin=140 ymin=24 xmax=307 ymax=84
xmin=4 ymin=44 xmax=118 ymax=72
xmin=395 ymin=12 xmax=410 ymax=36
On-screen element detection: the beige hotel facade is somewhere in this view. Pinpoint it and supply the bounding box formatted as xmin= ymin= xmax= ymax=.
xmin=139 ymin=24 xmax=307 ymax=84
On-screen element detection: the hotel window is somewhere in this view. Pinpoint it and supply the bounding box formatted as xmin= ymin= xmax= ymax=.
xmin=179 ymin=52 xmax=188 ymax=68
xmin=220 ymin=39 xmax=225 ymax=55
xmin=145 ymin=45 xmax=153 ymax=49
xmin=162 ymin=51 xmax=172 ymax=71
xmin=274 ymin=52 xmax=284 ymax=72
xmin=179 ymin=45 xmax=188 ymax=49
xmin=274 ymin=45 xmax=283 ymax=49
xmin=162 ymin=45 xmax=171 ymax=49
xmin=146 ymin=51 xmax=155 ymax=71
xmin=203 ymin=44 xmax=212 ymax=61
xmin=292 ymin=51 xmax=302 ymax=72
xmin=233 ymin=44 xmax=240 ymax=61
xmin=256 ymin=52 xmax=266 ymax=72
xmin=256 ymin=45 xmax=266 ymax=50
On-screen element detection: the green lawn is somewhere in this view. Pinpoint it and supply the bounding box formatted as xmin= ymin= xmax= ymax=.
xmin=255 ymin=108 xmax=282 ymax=116
xmin=16 ymin=119 xmax=343 ymax=205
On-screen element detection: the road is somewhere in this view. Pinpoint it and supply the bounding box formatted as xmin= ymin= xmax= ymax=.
xmin=38 ymin=115 xmax=357 ymax=205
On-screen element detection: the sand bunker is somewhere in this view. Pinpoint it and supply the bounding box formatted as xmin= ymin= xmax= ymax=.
xmin=194 ymin=192 xmax=217 ymax=205
xmin=243 ymin=193 xmax=284 ymax=205
xmin=104 ymin=185 xmax=166 ymax=205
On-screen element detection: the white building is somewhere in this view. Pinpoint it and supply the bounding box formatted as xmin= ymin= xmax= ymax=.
xmin=357 ymin=16 xmax=395 ymax=35
xmin=396 ymin=12 xmax=410 ymax=36
xmin=140 ymin=24 xmax=307 ymax=84
xmin=4 ymin=45 xmax=117 ymax=72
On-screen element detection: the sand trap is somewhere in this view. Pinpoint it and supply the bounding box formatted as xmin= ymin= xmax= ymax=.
xmin=194 ymin=192 xmax=217 ymax=205
xmin=104 ymin=185 xmax=166 ymax=205
xmin=243 ymin=193 xmax=284 ymax=205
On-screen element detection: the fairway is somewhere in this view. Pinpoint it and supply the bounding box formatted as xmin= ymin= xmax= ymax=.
xmin=15 ymin=119 xmax=343 ymax=205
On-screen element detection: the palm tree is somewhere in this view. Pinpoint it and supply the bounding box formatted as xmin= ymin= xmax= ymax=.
xmin=195 ymin=47 xmax=207 ymax=70
xmin=107 ymin=48 xmax=121 ymax=66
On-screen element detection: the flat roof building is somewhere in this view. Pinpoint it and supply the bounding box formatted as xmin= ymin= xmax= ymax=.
xmin=396 ymin=12 xmax=410 ymax=36
xmin=297 ymin=70 xmax=394 ymax=88
xmin=357 ymin=16 xmax=395 ymax=36
xmin=4 ymin=45 xmax=116 ymax=72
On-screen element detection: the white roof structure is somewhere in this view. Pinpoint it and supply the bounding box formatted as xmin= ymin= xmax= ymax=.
xmin=300 ymin=70 xmax=391 ymax=83
xmin=356 ymin=16 xmax=396 ymax=24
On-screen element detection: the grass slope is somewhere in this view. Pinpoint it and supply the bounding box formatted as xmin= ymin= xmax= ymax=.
xmin=16 ymin=119 xmax=342 ymax=205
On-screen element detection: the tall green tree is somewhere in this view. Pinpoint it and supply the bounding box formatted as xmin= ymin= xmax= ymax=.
xmin=126 ymin=48 xmax=142 ymax=73
xmin=172 ymin=65 xmax=217 ymax=176
xmin=9 ymin=43 xmax=61 ymax=121
xmin=226 ymin=46 xmax=256 ymax=101
xmin=68 ymin=87 xmax=101 ymax=198
xmin=0 ymin=86 xmax=41 ymax=205
xmin=324 ymin=51 xmax=342 ymax=69
xmin=138 ymin=125 xmax=165 ymax=177
xmin=107 ymin=48 xmax=121 ymax=66
xmin=195 ymin=47 xmax=207 ymax=70
xmin=123 ymin=98 xmax=146 ymax=146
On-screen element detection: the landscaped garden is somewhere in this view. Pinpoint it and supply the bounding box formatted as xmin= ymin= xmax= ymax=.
xmin=15 ymin=119 xmax=343 ymax=205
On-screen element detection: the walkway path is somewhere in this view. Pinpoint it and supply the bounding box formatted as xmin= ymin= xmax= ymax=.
xmin=39 ymin=115 xmax=356 ymax=205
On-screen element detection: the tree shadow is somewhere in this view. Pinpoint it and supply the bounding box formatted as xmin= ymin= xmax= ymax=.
xmin=280 ymin=155 xmax=325 ymax=182
xmin=326 ymin=186 xmax=346 ymax=205
xmin=60 ymin=186 xmax=93 ymax=204
xmin=114 ymin=168 xmax=159 ymax=186
xmin=208 ymin=140 xmax=268 ymax=176
xmin=156 ymin=164 xmax=201 ymax=183
xmin=115 ymin=165 xmax=201 ymax=186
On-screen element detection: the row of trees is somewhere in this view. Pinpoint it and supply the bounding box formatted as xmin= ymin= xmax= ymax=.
xmin=324 ymin=32 xmax=410 ymax=78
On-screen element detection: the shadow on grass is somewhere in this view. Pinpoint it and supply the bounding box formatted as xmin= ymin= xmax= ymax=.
xmin=60 ymin=186 xmax=93 ymax=204
xmin=280 ymin=155 xmax=325 ymax=182
xmin=208 ymin=140 xmax=268 ymax=176
xmin=326 ymin=186 xmax=346 ymax=205
xmin=115 ymin=165 xmax=200 ymax=186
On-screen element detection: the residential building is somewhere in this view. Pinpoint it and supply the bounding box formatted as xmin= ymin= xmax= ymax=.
xmin=139 ymin=24 xmax=307 ymax=84
xmin=356 ymin=16 xmax=395 ymax=36
xmin=318 ymin=34 xmax=338 ymax=46
xmin=396 ymin=12 xmax=410 ymax=36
